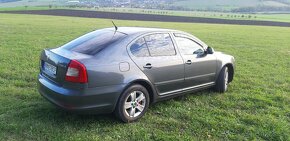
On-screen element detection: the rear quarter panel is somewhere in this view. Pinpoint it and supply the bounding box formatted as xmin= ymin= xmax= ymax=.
xmin=79 ymin=36 xmax=152 ymax=89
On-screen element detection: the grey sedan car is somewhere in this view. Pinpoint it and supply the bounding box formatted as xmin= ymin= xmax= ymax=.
xmin=38 ymin=27 xmax=235 ymax=122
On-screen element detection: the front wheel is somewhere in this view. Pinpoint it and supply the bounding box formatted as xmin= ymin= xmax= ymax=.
xmin=114 ymin=84 xmax=150 ymax=123
xmin=215 ymin=66 xmax=229 ymax=93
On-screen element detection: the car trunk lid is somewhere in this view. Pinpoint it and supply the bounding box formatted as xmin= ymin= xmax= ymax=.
xmin=40 ymin=48 xmax=91 ymax=87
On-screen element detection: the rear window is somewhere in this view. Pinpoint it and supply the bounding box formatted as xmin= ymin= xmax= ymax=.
xmin=60 ymin=29 xmax=126 ymax=55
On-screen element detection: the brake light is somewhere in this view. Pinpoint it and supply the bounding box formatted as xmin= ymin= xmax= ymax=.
xmin=65 ymin=60 xmax=88 ymax=83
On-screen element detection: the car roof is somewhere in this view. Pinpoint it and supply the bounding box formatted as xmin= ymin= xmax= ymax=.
xmin=105 ymin=27 xmax=180 ymax=35
xmin=100 ymin=27 xmax=207 ymax=48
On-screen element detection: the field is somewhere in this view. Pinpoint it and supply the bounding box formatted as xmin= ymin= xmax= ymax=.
xmin=81 ymin=7 xmax=290 ymax=23
xmin=2 ymin=9 xmax=290 ymax=28
xmin=0 ymin=13 xmax=289 ymax=140
xmin=172 ymin=0 xmax=259 ymax=10
xmin=1 ymin=6 xmax=290 ymax=23
xmin=172 ymin=0 xmax=290 ymax=11
xmin=1 ymin=0 xmax=290 ymax=11
xmin=0 ymin=0 xmax=65 ymax=7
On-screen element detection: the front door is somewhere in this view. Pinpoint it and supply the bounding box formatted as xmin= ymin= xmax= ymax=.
xmin=129 ymin=33 xmax=184 ymax=95
xmin=174 ymin=35 xmax=217 ymax=88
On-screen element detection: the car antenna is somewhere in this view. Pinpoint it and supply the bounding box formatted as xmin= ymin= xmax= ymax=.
xmin=111 ymin=21 xmax=127 ymax=35
xmin=112 ymin=20 xmax=118 ymax=32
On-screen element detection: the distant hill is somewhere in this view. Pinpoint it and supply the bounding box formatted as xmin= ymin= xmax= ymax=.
xmin=1 ymin=0 xmax=290 ymax=13
xmin=0 ymin=0 xmax=20 ymax=2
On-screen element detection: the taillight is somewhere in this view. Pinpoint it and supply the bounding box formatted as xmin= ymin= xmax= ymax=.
xmin=65 ymin=60 xmax=88 ymax=83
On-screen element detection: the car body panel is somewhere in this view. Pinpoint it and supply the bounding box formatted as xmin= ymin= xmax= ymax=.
xmin=130 ymin=55 xmax=185 ymax=95
xmin=126 ymin=32 xmax=185 ymax=95
xmin=170 ymin=32 xmax=218 ymax=87
xmin=38 ymin=27 xmax=235 ymax=114
xmin=182 ymin=53 xmax=217 ymax=87
xmin=214 ymin=52 xmax=235 ymax=82
xmin=38 ymin=74 xmax=125 ymax=113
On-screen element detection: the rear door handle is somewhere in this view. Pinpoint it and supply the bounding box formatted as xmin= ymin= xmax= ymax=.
xmin=143 ymin=63 xmax=152 ymax=69
xmin=185 ymin=60 xmax=192 ymax=65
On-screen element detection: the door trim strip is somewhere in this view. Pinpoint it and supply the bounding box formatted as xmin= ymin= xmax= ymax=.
xmin=159 ymin=82 xmax=215 ymax=96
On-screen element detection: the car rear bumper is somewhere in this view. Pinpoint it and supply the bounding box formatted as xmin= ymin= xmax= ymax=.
xmin=38 ymin=74 xmax=125 ymax=114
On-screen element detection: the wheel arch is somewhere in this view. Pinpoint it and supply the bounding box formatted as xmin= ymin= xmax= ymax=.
xmin=123 ymin=79 xmax=158 ymax=104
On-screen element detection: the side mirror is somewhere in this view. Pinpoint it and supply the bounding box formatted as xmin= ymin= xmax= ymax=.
xmin=206 ymin=47 xmax=214 ymax=54
xmin=193 ymin=49 xmax=204 ymax=55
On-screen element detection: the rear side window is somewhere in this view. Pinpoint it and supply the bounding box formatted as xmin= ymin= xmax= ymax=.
xmin=144 ymin=33 xmax=176 ymax=56
xmin=130 ymin=38 xmax=150 ymax=57
xmin=61 ymin=29 xmax=126 ymax=55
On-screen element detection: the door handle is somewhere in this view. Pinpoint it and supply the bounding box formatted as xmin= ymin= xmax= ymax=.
xmin=143 ymin=63 xmax=152 ymax=69
xmin=185 ymin=60 xmax=192 ymax=65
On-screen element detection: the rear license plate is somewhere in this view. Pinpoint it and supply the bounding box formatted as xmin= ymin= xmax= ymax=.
xmin=43 ymin=62 xmax=57 ymax=76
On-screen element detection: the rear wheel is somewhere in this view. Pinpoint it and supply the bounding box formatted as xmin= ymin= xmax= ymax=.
xmin=215 ymin=66 xmax=229 ymax=93
xmin=115 ymin=84 xmax=150 ymax=123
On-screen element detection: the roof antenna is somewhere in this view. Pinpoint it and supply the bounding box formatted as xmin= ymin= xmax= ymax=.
xmin=112 ymin=20 xmax=118 ymax=31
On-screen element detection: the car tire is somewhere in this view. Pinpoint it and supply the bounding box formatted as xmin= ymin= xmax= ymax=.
xmin=215 ymin=66 xmax=229 ymax=93
xmin=114 ymin=84 xmax=150 ymax=123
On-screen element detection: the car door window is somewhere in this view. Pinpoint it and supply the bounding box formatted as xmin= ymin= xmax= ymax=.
xmin=175 ymin=37 xmax=204 ymax=55
xmin=130 ymin=37 xmax=150 ymax=57
xmin=144 ymin=33 xmax=176 ymax=56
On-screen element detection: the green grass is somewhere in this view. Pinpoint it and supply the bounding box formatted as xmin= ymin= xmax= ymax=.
xmin=1 ymin=6 xmax=290 ymax=23
xmin=0 ymin=13 xmax=289 ymax=140
xmin=256 ymin=13 xmax=290 ymax=22
xmin=63 ymin=7 xmax=290 ymax=23
xmin=172 ymin=0 xmax=259 ymax=11
xmin=0 ymin=0 xmax=65 ymax=8
xmin=0 ymin=6 xmax=52 ymax=11
xmin=2 ymin=0 xmax=290 ymax=11
xmin=92 ymin=7 xmax=290 ymax=23
xmin=171 ymin=0 xmax=290 ymax=10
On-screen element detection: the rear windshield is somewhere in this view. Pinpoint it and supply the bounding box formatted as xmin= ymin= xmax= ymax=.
xmin=60 ymin=29 xmax=127 ymax=55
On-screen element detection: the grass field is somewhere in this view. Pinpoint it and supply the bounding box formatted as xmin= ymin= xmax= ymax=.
xmin=0 ymin=0 xmax=65 ymax=7
xmin=1 ymin=0 xmax=290 ymax=11
xmin=1 ymin=6 xmax=290 ymax=23
xmin=172 ymin=0 xmax=259 ymax=11
xmin=88 ymin=7 xmax=290 ymax=23
xmin=0 ymin=6 xmax=52 ymax=11
xmin=172 ymin=0 xmax=290 ymax=11
xmin=0 ymin=13 xmax=289 ymax=140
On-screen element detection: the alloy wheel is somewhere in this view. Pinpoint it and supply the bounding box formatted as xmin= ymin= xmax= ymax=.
xmin=124 ymin=91 xmax=146 ymax=118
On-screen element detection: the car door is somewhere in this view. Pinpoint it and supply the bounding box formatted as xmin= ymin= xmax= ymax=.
xmin=129 ymin=33 xmax=184 ymax=95
xmin=173 ymin=34 xmax=217 ymax=88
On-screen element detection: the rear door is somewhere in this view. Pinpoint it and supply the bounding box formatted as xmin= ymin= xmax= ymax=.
xmin=173 ymin=34 xmax=217 ymax=88
xmin=129 ymin=33 xmax=184 ymax=95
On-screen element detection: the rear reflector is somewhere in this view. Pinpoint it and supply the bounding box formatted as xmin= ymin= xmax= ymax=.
xmin=65 ymin=60 xmax=88 ymax=83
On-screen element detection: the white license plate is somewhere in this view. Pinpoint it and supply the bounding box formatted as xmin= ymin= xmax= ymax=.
xmin=43 ymin=62 xmax=57 ymax=76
